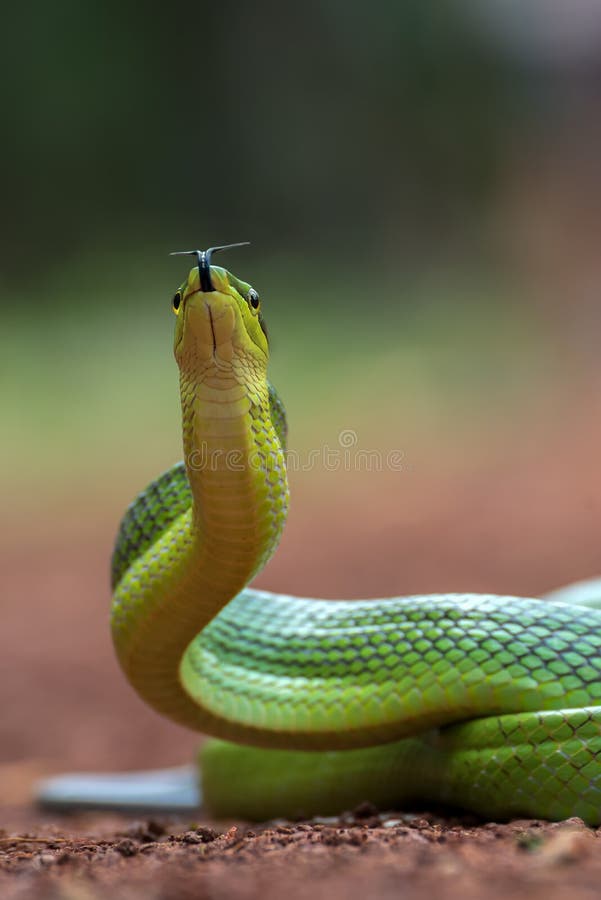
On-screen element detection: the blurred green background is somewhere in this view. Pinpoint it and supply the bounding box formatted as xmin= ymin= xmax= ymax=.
xmin=4 ymin=0 xmax=601 ymax=780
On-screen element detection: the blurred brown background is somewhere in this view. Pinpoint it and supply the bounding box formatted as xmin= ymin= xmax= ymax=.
xmin=2 ymin=0 xmax=601 ymax=791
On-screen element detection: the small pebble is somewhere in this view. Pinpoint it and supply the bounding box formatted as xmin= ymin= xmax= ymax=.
xmin=115 ymin=839 xmax=138 ymax=857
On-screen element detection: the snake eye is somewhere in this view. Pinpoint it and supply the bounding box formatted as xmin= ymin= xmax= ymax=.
xmin=247 ymin=288 xmax=260 ymax=312
xmin=172 ymin=291 xmax=182 ymax=315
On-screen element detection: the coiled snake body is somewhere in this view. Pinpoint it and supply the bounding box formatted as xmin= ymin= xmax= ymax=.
xmin=40 ymin=257 xmax=601 ymax=822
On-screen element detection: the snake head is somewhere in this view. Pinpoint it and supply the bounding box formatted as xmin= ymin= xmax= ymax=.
xmin=171 ymin=263 xmax=269 ymax=374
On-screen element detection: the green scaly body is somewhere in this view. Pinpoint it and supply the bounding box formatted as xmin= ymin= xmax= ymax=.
xmin=108 ymin=261 xmax=601 ymax=823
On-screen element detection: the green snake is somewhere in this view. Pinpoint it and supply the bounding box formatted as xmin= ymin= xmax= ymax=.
xmin=39 ymin=247 xmax=601 ymax=823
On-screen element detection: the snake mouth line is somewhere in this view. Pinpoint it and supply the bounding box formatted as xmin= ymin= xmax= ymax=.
xmin=206 ymin=305 xmax=217 ymax=353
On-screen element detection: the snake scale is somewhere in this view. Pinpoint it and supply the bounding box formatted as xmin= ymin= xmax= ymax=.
xmin=39 ymin=247 xmax=601 ymax=822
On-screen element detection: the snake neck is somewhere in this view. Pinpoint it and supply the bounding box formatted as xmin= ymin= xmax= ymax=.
xmin=181 ymin=363 xmax=287 ymax=585
xmin=111 ymin=358 xmax=288 ymax=732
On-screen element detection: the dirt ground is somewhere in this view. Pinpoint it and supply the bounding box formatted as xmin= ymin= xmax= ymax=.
xmin=5 ymin=398 xmax=601 ymax=898
xmin=2 ymin=806 xmax=601 ymax=900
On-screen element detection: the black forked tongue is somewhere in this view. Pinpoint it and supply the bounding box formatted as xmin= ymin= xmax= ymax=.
xmin=169 ymin=242 xmax=250 ymax=292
